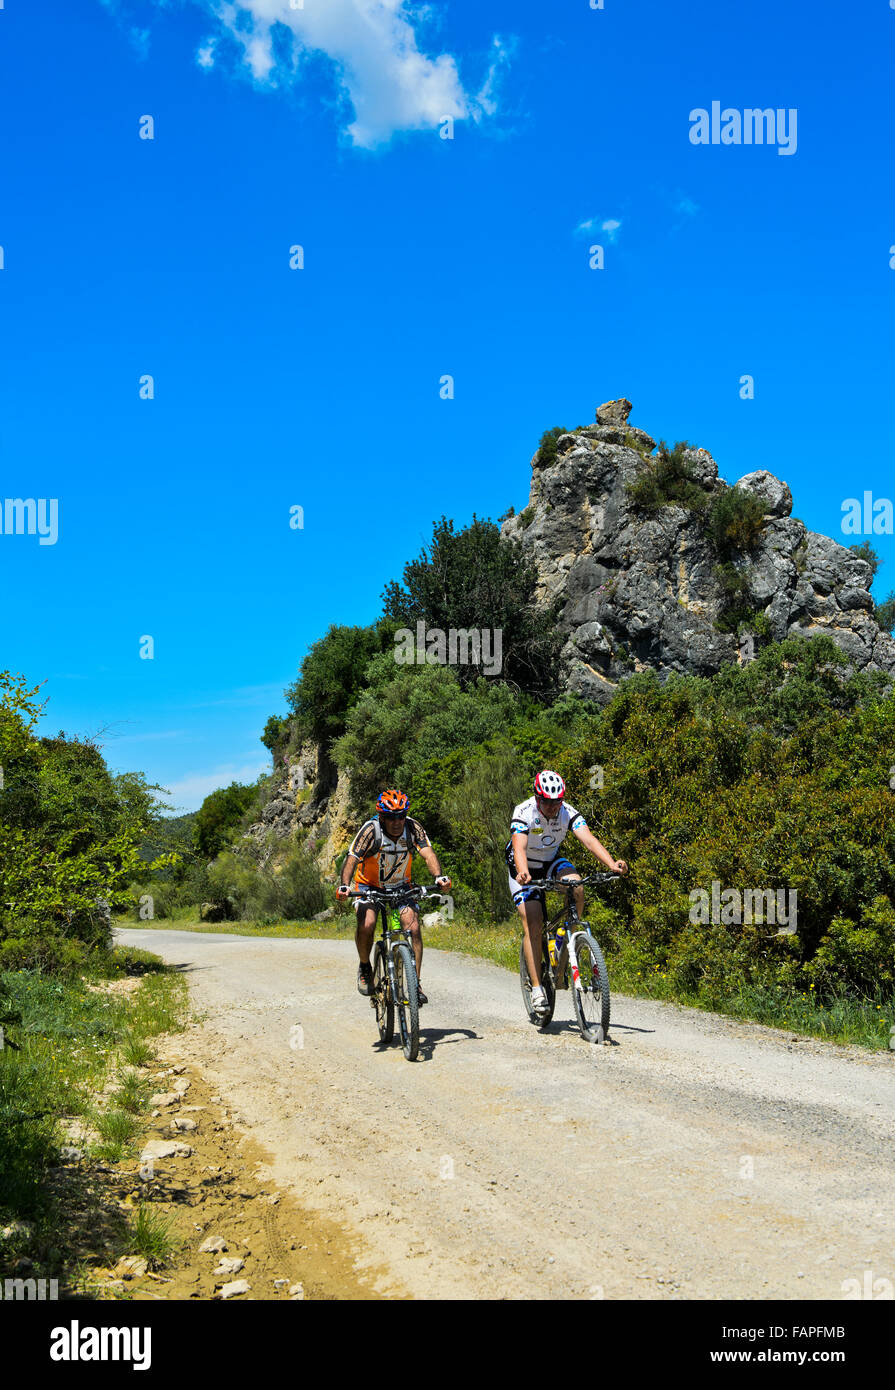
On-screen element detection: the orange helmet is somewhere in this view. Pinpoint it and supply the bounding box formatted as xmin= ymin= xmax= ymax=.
xmin=377 ymin=789 xmax=409 ymax=815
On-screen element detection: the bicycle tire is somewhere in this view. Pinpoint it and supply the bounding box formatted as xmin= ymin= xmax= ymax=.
xmin=571 ymin=932 xmax=610 ymax=1042
xmin=393 ymin=942 xmax=420 ymax=1061
xmin=518 ymin=939 xmax=555 ymax=1027
xmin=372 ymin=941 xmax=394 ymax=1045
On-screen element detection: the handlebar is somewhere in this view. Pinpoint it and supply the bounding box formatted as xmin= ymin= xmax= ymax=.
xmin=542 ymin=871 xmax=623 ymax=892
xmin=339 ymin=883 xmax=449 ymax=903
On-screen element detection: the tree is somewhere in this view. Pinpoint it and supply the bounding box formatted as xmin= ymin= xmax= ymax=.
xmin=284 ymin=623 xmax=392 ymax=748
xmin=193 ymin=782 xmax=259 ymax=859
xmin=381 ymin=515 xmax=564 ymax=694
xmin=848 ymin=542 xmax=880 ymax=582
xmin=0 ymin=671 xmax=175 ymax=953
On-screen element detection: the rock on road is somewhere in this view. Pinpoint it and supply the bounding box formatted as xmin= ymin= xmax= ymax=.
xmin=117 ymin=928 xmax=895 ymax=1301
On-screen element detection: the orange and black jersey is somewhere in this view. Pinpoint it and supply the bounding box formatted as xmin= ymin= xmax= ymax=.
xmin=348 ymin=816 xmax=431 ymax=888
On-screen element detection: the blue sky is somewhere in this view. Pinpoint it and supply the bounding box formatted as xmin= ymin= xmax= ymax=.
xmin=2 ymin=0 xmax=894 ymax=810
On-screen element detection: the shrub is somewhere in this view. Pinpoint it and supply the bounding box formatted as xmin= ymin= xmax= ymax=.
xmin=441 ymin=744 xmax=529 ymax=921
xmin=559 ymin=660 xmax=895 ymax=1004
xmin=707 ymin=485 xmax=767 ymax=555
xmin=382 ymin=514 xmax=564 ymax=695
xmin=193 ymin=782 xmax=259 ymax=859
xmin=284 ymin=623 xmax=393 ymax=748
xmin=0 ymin=935 xmax=90 ymax=976
xmin=625 ymin=440 xmax=707 ymax=515
xmin=848 ymin=542 xmax=880 ymax=581
xmin=535 ymin=426 xmax=568 ymax=469
xmin=873 ymin=590 xmax=895 ymax=633
xmin=204 ymin=842 xmax=326 ymax=922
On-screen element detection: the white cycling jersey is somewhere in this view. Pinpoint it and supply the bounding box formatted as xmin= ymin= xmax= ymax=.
xmin=509 ymin=796 xmax=587 ymax=867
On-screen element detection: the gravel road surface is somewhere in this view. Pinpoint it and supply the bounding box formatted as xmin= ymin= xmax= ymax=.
xmin=116 ymin=928 xmax=895 ymax=1300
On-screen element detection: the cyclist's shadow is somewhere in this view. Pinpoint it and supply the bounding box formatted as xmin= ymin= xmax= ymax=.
xmin=418 ymin=1027 xmax=480 ymax=1060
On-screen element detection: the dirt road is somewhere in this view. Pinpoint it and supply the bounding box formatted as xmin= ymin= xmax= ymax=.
xmin=116 ymin=928 xmax=895 ymax=1300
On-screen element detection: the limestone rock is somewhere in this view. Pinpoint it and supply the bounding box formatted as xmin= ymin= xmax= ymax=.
xmin=199 ymin=1235 xmax=228 ymax=1254
xmin=218 ymin=1279 xmax=251 ymax=1299
xmin=595 ymin=398 xmax=633 ymax=427
xmin=500 ymin=398 xmax=895 ymax=701
xmin=735 ymin=469 xmax=793 ymax=518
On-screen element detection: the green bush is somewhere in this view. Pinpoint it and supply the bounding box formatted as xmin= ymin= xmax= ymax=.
xmin=848 ymin=542 xmax=880 ymax=581
xmin=284 ymin=623 xmax=393 ymax=748
xmin=625 ymin=440 xmax=708 ymax=515
xmin=441 ymin=744 xmax=529 ymax=921
xmin=558 ymin=648 xmax=895 ymax=1005
xmin=204 ymin=842 xmax=326 ymax=922
xmin=0 ymin=936 xmax=89 ymax=977
xmin=381 ymin=514 xmax=564 ymax=695
xmin=874 ymin=590 xmax=895 ymax=633
xmin=0 ymin=672 xmax=175 ymax=957
xmin=707 ymin=485 xmax=767 ymax=555
xmin=193 ymin=781 xmax=259 ymax=859
xmin=535 ymin=426 xmax=568 ymax=469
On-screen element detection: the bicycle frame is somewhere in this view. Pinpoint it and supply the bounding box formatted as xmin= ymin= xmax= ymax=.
xmin=345 ymin=882 xmax=449 ymax=1058
xmin=534 ymin=873 xmax=618 ymax=1012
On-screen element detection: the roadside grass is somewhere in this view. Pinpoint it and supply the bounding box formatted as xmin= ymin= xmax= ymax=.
xmin=121 ymin=912 xmax=895 ymax=1051
xmin=0 ymin=943 xmax=189 ymax=1291
xmin=131 ymin=1204 xmax=178 ymax=1270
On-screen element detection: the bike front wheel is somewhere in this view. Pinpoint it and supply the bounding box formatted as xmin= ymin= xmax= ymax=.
xmin=372 ymin=941 xmax=394 ymax=1045
xmin=393 ymin=942 xmax=420 ymax=1061
xmin=571 ymin=932 xmax=610 ymax=1042
xmin=519 ymin=939 xmax=555 ymax=1028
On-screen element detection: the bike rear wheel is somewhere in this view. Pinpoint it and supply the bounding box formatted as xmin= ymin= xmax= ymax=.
xmin=519 ymin=939 xmax=555 ymax=1027
xmin=372 ymin=941 xmax=394 ymax=1045
xmin=393 ymin=942 xmax=420 ymax=1061
xmin=571 ymin=932 xmax=610 ymax=1042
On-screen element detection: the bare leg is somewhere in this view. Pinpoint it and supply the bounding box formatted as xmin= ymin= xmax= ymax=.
xmin=401 ymin=906 xmax=422 ymax=978
xmin=557 ymin=873 xmax=584 ymax=920
xmin=355 ymin=904 xmax=376 ymax=964
xmin=516 ymin=896 xmax=545 ymax=987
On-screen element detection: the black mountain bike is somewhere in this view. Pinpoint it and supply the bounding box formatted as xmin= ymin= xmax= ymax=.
xmin=519 ymin=872 xmax=619 ymax=1043
xmin=346 ymin=883 xmax=446 ymax=1062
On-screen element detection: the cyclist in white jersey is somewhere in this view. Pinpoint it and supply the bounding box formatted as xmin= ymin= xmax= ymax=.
xmin=507 ymin=769 xmax=628 ymax=1015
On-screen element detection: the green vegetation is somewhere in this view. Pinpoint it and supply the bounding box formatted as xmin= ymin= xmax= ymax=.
xmin=0 ymin=948 xmax=188 ymax=1287
xmin=874 ymin=591 xmax=895 ymax=633
xmin=284 ymin=622 xmax=394 ymax=748
xmin=707 ymin=485 xmax=767 ymax=554
xmin=192 ymin=781 xmax=259 ymax=859
xmin=132 ymin=1203 xmax=179 ymax=1270
xmin=625 ymin=440 xmax=707 ymax=515
xmin=535 ymin=425 xmax=567 ymax=468
xmin=848 ymin=541 xmax=880 ymax=582
xmin=0 ymin=672 xmax=177 ymax=971
xmin=382 ymin=514 xmax=564 ymax=693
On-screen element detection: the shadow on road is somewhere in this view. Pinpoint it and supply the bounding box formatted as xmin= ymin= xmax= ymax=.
xmin=418 ymin=1027 xmax=480 ymax=1059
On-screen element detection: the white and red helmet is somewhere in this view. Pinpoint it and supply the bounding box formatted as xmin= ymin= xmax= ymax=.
xmin=534 ymin=769 xmax=565 ymax=801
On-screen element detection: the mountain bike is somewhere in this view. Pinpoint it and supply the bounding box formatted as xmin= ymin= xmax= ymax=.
xmin=518 ymin=872 xmax=619 ymax=1043
xmin=346 ymin=883 xmax=446 ymax=1062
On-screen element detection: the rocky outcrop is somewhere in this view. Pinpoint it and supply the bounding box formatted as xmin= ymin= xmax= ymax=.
xmin=243 ymin=738 xmax=352 ymax=876
xmin=502 ymin=399 xmax=895 ymax=701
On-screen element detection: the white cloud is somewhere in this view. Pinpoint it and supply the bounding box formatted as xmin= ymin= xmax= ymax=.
xmin=191 ymin=0 xmax=498 ymax=147
xmin=675 ymin=193 xmax=699 ymax=217
xmin=575 ymin=216 xmax=622 ymax=244
xmin=163 ymin=759 xmax=271 ymax=812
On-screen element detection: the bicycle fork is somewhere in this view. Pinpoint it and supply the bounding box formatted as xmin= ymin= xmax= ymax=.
xmin=565 ymin=931 xmax=586 ymax=1000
